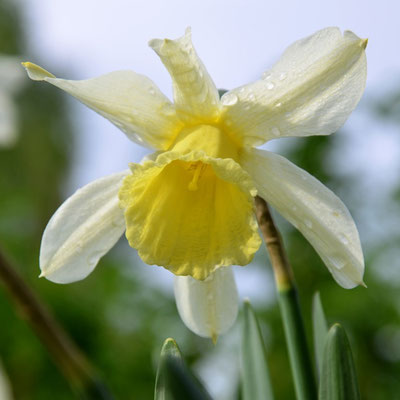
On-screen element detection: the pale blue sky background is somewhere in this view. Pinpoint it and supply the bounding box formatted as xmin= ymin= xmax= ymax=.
xmin=20 ymin=1 xmax=400 ymax=397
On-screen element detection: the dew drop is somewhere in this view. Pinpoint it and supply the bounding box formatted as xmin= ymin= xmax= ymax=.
xmin=239 ymin=87 xmax=246 ymax=93
xmin=270 ymin=126 xmax=280 ymax=136
xmin=275 ymin=102 xmax=282 ymax=108
xmin=248 ymin=93 xmax=255 ymax=100
xmin=161 ymin=103 xmax=176 ymax=117
xmin=279 ymin=72 xmax=287 ymax=81
xmin=262 ymin=71 xmax=271 ymax=80
xmin=330 ymin=255 xmax=346 ymax=270
xmin=221 ymin=93 xmax=238 ymax=106
xmin=339 ymin=234 xmax=349 ymax=245
xmin=267 ymin=82 xmax=274 ymax=90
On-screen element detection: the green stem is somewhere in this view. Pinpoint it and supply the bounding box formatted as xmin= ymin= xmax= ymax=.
xmin=255 ymin=196 xmax=317 ymax=400
xmin=0 ymin=247 xmax=114 ymax=400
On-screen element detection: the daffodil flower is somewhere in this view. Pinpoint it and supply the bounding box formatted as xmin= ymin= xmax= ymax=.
xmin=23 ymin=27 xmax=366 ymax=339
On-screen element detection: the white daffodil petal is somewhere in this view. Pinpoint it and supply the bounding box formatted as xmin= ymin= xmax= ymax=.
xmin=40 ymin=171 xmax=129 ymax=284
xmin=224 ymin=28 xmax=367 ymax=146
xmin=149 ymin=28 xmax=220 ymax=123
xmin=242 ymin=149 xmax=364 ymax=288
xmin=22 ymin=62 xmax=182 ymax=150
xmin=174 ymin=267 xmax=239 ymax=341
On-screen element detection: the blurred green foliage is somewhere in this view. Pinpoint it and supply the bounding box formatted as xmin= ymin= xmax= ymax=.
xmin=0 ymin=1 xmax=399 ymax=399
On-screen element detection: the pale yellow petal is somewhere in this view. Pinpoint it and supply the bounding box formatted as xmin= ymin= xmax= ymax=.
xmin=149 ymin=28 xmax=220 ymax=123
xmin=40 ymin=171 xmax=128 ymax=284
xmin=119 ymin=151 xmax=260 ymax=279
xmin=22 ymin=62 xmax=182 ymax=150
xmin=223 ymin=28 xmax=367 ymax=146
xmin=241 ymin=148 xmax=364 ymax=288
xmin=174 ymin=267 xmax=239 ymax=340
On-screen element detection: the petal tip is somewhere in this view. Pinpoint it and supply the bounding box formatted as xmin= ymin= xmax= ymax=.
xmin=184 ymin=26 xmax=192 ymax=37
xmin=360 ymin=38 xmax=368 ymax=50
xmin=148 ymin=38 xmax=164 ymax=53
xmin=22 ymin=62 xmax=55 ymax=81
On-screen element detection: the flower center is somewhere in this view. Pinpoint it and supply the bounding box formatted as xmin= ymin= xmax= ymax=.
xmin=119 ymin=151 xmax=261 ymax=280
xmin=169 ymin=124 xmax=241 ymax=192
xmin=170 ymin=124 xmax=240 ymax=160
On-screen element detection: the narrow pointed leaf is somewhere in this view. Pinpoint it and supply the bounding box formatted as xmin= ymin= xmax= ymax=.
xmin=312 ymin=292 xmax=329 ymax=376
xmin=241 ymin=300 xmax=274 ymax=400
xmin=154 ymin=338 xmax=212 ymax=400
xmin=319 ymin=324 xmax=360 ymax=400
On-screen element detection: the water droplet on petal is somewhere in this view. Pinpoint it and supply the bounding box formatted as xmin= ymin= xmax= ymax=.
xmin=279 ymin=72 xmax=287 ymax=81
xmin=262 ymin=71 xmax=271 ymax=80
xmin=248 ymin=93 xmax=255 ymax=100
xmin=330 ymin=255 xmax=346 ymax=270
xmin=267 ymin=82 xmax=274 ymax=90
xmin=221 ymin=93 xmax=238 ymax=106
xmin=275 ymin=102 xmax=282 ymax=108
xmin=339 ymin=234 xmax=349 ymax=245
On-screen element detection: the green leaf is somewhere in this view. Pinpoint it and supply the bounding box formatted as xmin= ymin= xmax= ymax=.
xmin=319 ymin=324 xmax=360 ymax=400
xmin=312 ymin=292 xmax=329 ymax=376
xmin=241 ymin=300 xmax=274 ymax=400
xmin=154 ymin=338 xmax=212 ymax=400
xmin=278 ymin=288 xmax=317 ymax=400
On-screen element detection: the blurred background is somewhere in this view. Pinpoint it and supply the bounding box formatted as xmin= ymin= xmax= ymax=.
xmin=0 ymin=0 xmax=400 ymax=398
